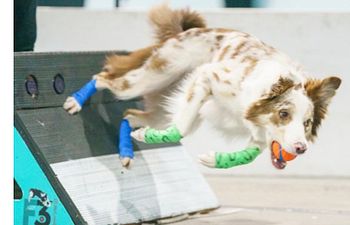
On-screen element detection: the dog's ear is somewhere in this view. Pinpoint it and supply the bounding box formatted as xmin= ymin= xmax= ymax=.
xmin=304 ymin=76 xmax=341 ymax=140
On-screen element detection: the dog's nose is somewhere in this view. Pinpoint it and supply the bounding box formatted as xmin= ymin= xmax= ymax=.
xmin=294 ymin=142 xmax=307 ymax=154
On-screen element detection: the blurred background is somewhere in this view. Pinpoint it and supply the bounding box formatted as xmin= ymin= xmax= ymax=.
xmin=16 ymin=0 xmax=350 ymax=177
xmin=36 ymin=0 xmax=350 ymax=10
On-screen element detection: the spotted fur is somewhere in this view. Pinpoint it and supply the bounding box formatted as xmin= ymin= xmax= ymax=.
xmin=64 ymin=5 xmax=341 ymax=167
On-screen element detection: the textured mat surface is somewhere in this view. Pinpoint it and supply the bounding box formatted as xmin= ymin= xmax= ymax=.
xmin=51 ymin=146 xmax=219 ymax=225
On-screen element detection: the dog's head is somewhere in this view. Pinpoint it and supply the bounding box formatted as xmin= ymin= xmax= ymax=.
xmin=246 ymin=76 xmax=341 ymax=168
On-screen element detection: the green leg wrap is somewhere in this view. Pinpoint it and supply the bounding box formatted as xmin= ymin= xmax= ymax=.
xmin=215 ymin=147 xmax=261 ymax=169
xmin=144 ymin=125 xmax=182 ymax=144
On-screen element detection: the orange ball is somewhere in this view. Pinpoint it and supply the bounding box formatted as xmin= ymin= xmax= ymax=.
xmin=271 ymin=141 xmax=297 ymax=161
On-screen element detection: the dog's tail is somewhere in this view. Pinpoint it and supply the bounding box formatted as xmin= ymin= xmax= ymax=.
xmin=148 ymin=4 xmax=206 ymax=43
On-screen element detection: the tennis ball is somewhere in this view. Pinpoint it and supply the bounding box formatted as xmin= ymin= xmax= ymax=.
xmin=271 ymin=141 xmax=296 ymax=161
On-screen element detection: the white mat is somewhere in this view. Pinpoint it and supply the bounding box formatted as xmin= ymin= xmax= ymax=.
xmin=51 ymin=146 xmax=219 ymax=225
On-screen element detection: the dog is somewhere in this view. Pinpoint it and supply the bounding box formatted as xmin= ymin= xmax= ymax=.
xmin=64 ymin=5 xmax=341 ymax=169
xmin=28 ymin=188 xmax=51 ymax=207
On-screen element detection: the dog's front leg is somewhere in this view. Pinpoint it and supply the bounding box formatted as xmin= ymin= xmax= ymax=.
xmin=123 ymin=109 xmax=152 ymax=128
xmin=198 ymin=124 xmax=266 ymax=169
xmin=131 ymin=72 xmax=211 ymax=144
xmin=198 ymin=137 xmax=264 ymax=169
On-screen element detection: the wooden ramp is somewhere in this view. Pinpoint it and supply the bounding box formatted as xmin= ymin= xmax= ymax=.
xmin=14 ymin=51 xmax=219 ymax=225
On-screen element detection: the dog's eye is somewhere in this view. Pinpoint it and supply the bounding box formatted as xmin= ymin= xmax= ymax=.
xmin=279 ymin=110 xmax=289 ymax=119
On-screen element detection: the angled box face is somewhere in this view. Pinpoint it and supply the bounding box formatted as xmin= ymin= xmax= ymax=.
xmin=14 ymin=128 xmax=75 ymax=225
xmin=14 ymin=51 xmax=219 ymax=225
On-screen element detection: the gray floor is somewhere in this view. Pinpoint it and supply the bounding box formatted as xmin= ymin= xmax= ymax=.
xmin=168 ymin=175 xmax=350 ymax=225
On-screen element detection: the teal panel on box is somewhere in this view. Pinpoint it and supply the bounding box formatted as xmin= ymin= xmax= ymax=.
xmin=14 ymin=128 xmax=74 ymax=225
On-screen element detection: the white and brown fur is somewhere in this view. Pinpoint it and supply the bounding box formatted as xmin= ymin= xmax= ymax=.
xmin=64 ymin=5 xmax=341 ymax=168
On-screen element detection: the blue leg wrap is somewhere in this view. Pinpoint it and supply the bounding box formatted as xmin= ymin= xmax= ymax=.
xmin=72 ymin=79 xmax=97 ymax=107
xmin=118 ymin=119 xmax=134 ymax=159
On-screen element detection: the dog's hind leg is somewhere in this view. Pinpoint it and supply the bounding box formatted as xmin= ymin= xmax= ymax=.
xmin=63 ymin=46 xmax=155 ymax=114
xmin=65 ymin=28 xmax=216 ymax=114
xmin=65 ymin=46 xmax=204 ymax=115
xmin=96 ymin=41 xmax=213 ymax=101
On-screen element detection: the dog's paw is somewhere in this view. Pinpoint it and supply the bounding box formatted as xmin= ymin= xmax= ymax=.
xmin=120 ymin=157 xmax=133 ymax=168
xmin=198 ymin=151 xmax=216 ymax=168
xmin=63 ymin=96 xmax=82 ymax=115
xmin=131 ymin=128 xmax=147 ymax=142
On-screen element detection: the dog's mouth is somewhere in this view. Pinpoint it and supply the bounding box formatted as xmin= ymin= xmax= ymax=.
xmin=270 ymin=150 xmax=286 ymax=169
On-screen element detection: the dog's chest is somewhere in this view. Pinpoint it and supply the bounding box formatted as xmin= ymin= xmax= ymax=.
xmin=199 ymin=97 xmax=248 ymax=133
